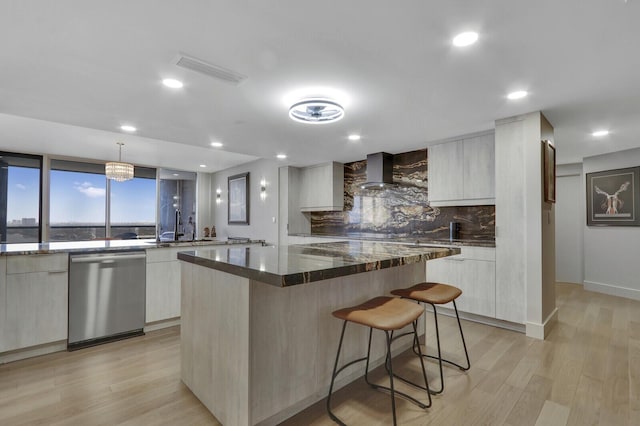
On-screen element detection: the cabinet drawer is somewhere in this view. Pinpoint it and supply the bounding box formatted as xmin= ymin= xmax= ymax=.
xmin=459 ymin=246 xmax=495 ymax=261
xmin=7 ymin=253 xmax=68 ymax=274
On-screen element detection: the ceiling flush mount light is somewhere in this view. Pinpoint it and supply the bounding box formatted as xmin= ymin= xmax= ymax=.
xmin=276 ymin=153 xmax=287 ymax=160
xmin=289 ymin=99 xmax=344 ymax=124
xmin=507 ymin=90 xmax=528 ymax=100
xmin=210 ymin=142 xmax=223 ymax=148
xmin=348 ymin=134 xmax=361 ymax=141
xmin=453 ymin=31 xmax=479 ymax=47
xmin=120 ymin=125 xmax=137 ymax=132
xmin=162 ymin=78 xmax=183 ymax=89
xmin=592 ymin=130 xmax=610 ymax=137
xmin=105 ymin=142 xmax=134 ymax=182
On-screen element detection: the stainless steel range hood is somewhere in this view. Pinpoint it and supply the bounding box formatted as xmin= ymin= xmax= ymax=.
xmin=361 ymin=152 xmax=394 ymax=189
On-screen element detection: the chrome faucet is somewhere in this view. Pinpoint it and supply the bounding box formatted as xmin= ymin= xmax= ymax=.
xmin=174 ymin=209 xmax=183 ymax=241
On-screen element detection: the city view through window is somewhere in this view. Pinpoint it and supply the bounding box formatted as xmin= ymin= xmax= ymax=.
xmin=5 ymin=167 xmax=156 ymax=243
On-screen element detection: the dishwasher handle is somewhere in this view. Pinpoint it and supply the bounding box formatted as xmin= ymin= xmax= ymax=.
xmin=70 ymin=253 xmax=147 ymax=263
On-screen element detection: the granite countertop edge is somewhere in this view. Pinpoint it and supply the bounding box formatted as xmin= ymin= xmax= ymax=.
xmin=177 ymin=243 xmax=461 ymax=287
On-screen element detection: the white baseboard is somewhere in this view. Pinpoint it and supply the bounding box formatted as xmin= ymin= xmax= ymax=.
xmin=144 ymin=317 xmax=181 ymax=332
xmin=429 ymin=306 xmax=526 ymax=334
xmin=526 ymin=308 xmax=558 ymax=340
xmin=583 ymin=280 xmax=640 ymax=301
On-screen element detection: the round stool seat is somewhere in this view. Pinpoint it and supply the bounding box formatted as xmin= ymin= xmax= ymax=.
xmin=332 ymin=296 xmax=424 ymax=331
xmin=391 ymin=282 xmax=462 ymax=305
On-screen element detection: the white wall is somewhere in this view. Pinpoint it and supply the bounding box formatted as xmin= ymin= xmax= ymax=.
xmin=210 ymin=158 xmax=280 ymax=244
xmin=583 ymin=147 xmax=640 ymax=300
xmin=555 ymin=163 xmax=583 ymax=284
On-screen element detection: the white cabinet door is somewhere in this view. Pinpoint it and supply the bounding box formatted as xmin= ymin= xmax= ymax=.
xmin=34 ymin=271 xmax=68 ymax=345
xmin=428 ymin=133 xmax=495 ymax=206
xmin=425 ymin=249 xmax=496 ymax=318
xmin=463 ymin=133 xmax=495 ymax=200
xmin=299 ymin=162 xmax=344 ymax=211
xmin=428 ymin=141 xmax=464 ymax=202
xmin=458 ymin=259 xmax=495 ymax=317
xmin=146 ymin=247 xmax=183 ymax=323
xmin=4 ymin=270 xmax=68 ymax=351
xmin=146 ymin=260 xmax=181 ymax=323
xmin=3 ymin=255 xmax=69 ymax=352
xmin=5 ymin=273 xmax=34 ymax=350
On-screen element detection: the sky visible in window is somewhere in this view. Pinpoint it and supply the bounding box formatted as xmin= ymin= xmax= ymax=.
xmin=7 ymin=167 xmax=156 ymax=225
xmin=7 ymin=166 xmax=40 ymax=223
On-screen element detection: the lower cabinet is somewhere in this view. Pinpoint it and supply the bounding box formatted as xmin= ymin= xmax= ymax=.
xmin=145 ymin=248 xmax=182 ymax=323
xmin=426 ymin=247 xmax=496 ymax=318
xmin=1 ymin=254 xmax=68 ymax=353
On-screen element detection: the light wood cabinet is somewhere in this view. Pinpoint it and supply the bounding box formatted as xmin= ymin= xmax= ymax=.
xmin=299 ymin=162 xmax=344 ymax=212
xmin=428 ymin=132 xmax=495 ymax=206
xmin=2 ymin=254 xmax=68 ymax=352
xmin=428 ymin=141 xmax=464 ymax=202
xmin=145 ymin=247 xmax=182 ymax=323
xmin=426 ymin=246 xmax=496 ymax=318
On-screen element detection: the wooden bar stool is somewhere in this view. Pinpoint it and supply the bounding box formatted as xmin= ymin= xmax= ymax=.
xmin=391 ymin=282 xmax=470 ymax=394
xmin=327 ymin=296 xmax=432 ymax=426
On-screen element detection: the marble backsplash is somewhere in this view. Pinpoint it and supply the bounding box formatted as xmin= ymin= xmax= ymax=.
xmin=310 ymin=149 xmax=495 ymax=241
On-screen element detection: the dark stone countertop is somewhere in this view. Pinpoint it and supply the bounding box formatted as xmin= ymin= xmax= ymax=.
xmin=177 ymin=241 xmax=460 ymax=287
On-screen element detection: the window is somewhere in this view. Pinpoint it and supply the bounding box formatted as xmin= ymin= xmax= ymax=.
xmin=158 ymin=169 xmax=197 ymax=241
xmin=110 ymin=171 xmax=156 ymax=240
xmin=50 ymin=160 xmax=156 ymax=241
xmin=50 ymin=161 xmax=107 ymax=241
xmin=0 ymin=152 xmax=42 ymax=243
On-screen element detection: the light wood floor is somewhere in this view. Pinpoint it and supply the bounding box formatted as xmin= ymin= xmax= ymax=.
xmin=1 ymin=282 xmax=639 ymax=425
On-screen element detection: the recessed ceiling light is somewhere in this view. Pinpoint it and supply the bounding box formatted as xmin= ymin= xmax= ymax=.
xmin=592 ymin=130 xmax=610 ymax=137
xmin=276 ymin=154 xmax=287 ymax=159
xmin=348 ymin=134 xmax=361 ymax=141
xmin=289 ymin=99 xmax=344 ymax=124
xmin=199 ymin=164 xmax=207 ymax=168
xmin=210 ymin=142 xmax=223 ymax=148
xmin=453 ymin=32 xmax=479 ymax=47
xmin=120 ymin=125 xmax=137 ymax=132
xmin=172 ymin=173 xmax=179 ymax=176
xmin=507 ymin=90 xmax=528 ymax=100
xmin=162 ymin=78 xmax=184 ymax=89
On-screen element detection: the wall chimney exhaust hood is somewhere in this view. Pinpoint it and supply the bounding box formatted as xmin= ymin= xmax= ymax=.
xmin=361 ymin=152 xmax=394 ymax=189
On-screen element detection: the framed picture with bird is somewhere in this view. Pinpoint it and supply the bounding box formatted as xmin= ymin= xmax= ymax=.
xmin=586 ymin=166 xmax=640 ymax=226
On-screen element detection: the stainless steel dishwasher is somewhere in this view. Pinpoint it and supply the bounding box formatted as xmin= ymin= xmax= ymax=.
xmin=68 ymin=250 xmax=146 ymax=350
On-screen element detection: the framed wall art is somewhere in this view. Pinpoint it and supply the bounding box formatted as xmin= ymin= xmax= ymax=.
xmin=542 ymin=140 xmax=556 ymax=203
xmin=586 ymin=166 xmax=640 ymax=226
xmin=228 ymin=172 xmax=250 ymax=225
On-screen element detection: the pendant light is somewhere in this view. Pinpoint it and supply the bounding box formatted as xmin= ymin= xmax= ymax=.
xmin=105 ymin=142 xmax=134 ymax=182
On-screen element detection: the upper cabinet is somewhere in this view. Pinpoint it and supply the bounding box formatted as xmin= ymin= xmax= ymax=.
xmin=428 ymin=132 xmax=495 ymax=206
xmin=299 ymin=162 xmax=344 ymax=212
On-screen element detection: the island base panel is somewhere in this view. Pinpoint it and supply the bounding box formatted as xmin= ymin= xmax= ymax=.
xmin=181 ymin=261 xmax=426 ymax=426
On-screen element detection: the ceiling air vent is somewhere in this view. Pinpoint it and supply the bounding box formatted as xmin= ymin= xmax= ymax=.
xmin=175 ymin=53 xmax=247 ymax=85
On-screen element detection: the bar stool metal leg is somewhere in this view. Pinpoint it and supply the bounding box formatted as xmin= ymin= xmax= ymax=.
xmin=412 ymin=301 xmax=471 ymax=394
xmin=327 ymin=321 xmax=348 ymax=426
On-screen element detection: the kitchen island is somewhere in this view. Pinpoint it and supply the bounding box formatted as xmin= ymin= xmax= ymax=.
xmin=177 ymin=241 xmax=459 ymax=426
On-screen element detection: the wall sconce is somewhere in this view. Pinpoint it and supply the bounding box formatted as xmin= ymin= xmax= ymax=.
xmin=216 ymin=188 xmax=222 ymax=205
xmin=260 ymin=179 xmax=267 ymax=201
